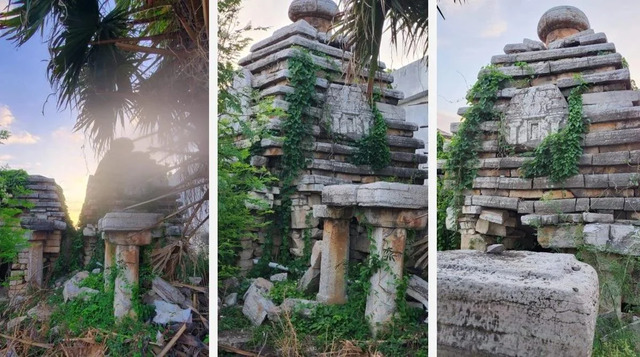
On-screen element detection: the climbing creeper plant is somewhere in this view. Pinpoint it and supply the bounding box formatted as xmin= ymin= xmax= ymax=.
xmin=275 ymin=48 xmax=319 ymax=262
xmin=445 ymin=66 xmax=511 ymax=209
xmin=0 ymin=168 xmax=31 ymax=264
xmin=521 ymin=81 xmax=589 ymax=182
xmin=352 ymin=93 xmax=391 ymax=171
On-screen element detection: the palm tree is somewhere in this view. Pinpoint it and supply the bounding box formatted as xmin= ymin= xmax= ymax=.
xmin=0 ymin=0 xmax=209 ymax=272
xmin=332 ymin=0 xmax=428 ymax=99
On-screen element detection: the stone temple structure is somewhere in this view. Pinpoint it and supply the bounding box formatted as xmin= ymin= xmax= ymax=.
xmin=439 ymin=5 xmax=640 ymax=356
xmin=78 ymin=138 xmax=182 ymax=266
xmin=5 ymin=175 xmax=70 ymax=298
xmin=234 ymin=0 xmax=427 ymax=274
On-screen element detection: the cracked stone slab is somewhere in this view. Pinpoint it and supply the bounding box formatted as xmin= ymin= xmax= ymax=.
xmin=438 ymin=250 xmax=598 ymax=357
xmin=98 ymin=212 xmax=164 ymax=232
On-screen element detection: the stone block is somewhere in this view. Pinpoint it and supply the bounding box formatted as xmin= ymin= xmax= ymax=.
xmin=533 ymin=175 xmax=584 ymax=189
xmin=534 ymin=199 xmax=576 ymax=213
xmin=479 ymin=209 xmax=510 ymax=225
xmin=462 ymin=205 xmax=483 ymax=215
xmin=576 ymin=198 xmax=591 ymax=211
xmin=321 ymin=185 xmax=358 ymax=206
xmin=497 ymin=177 xmax=532 ymax=190
xmin=537 ymin=224 xmax=583 ymax=248
xmin=592 ymin=151 xmax=630 ymax=166
xmin=355 ymin=182 xmax=428 ymax=209
xmin=98 ymin=212 xmax=163 ymax=232
xmin=583 ymin=212 xmax=614 ymax=223
xmin=585 ymin=174 xmax=609 ymax=188
xmin=361 ymin=208 xmax=428 ymax=229
xmin=471 ymin=195 xmax=519 ymax=211
xmin=517 ymin=200 xmax=535 ymax=214
xmin=521 ymin=214 xmax=559 ymax=226
xmin=583 ymin=224 xmax=611 ymax=247
xmin=609 ymin=173 xmax=640 ymax=188
xmin=437 ymin=250 xmax=599 ymax=357
xmin=491 ymin=42 xmax=615 ymax=65
xmin=475 ymin=219 xmax=507 ymax=237
xmin=242 ymin=278 xmax=277 ymax=326
xmin=590 ymin=197 xmax=625 ymax=210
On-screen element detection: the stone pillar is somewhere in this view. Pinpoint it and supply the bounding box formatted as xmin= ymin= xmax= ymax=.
xmin=361 ymin=208 xmax=427 ymax=335
xmin=103 ymin=238 xmax=116 ymax=288
xmin=320 ymin=182 xmax=428 ymax=335
xmin=98 ymin=212 xmax=163 ymax=320
xmin=314 ymin=205 xmax=353 ymax=304
xmin=25 ymin=231 xmax=48 ymax=287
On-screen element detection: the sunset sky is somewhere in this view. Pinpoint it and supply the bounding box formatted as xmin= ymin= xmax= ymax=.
xmin=438 ymin=0 xmax=640 ymax=133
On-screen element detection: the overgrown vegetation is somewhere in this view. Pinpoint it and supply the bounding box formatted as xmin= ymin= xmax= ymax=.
xmin=436 ymin=132 xmax=460 ymax=250
xmin=521 ymin=81 xmax=589 ymax=182
xmin=445 ymin=66 xmax=511 ymax=209
xmin=352 ymin=95 xmax=392 ymax=171
xmin=0 ymin=168 xmax=31 ymax=265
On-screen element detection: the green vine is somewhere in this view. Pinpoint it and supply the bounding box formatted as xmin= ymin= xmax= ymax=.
xmin=352 ymin=94 xmax=391 ymax=171
xmin=445 ymin=66 xmax=511 ymax=208
xmin=521 ymin=81 xmax=589 ymax=182
xmin=0 ymin=169 xmax=32 ymax=265
xmin=274 ymin=48 xmax=318 ymax=263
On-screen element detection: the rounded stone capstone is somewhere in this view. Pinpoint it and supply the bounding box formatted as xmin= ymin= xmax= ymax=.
xmin=537 ymin=6 xmax=590 ymax=44
xmin=288 ymin=0 xmax=339 ymax=22
xmin=98 ymin=212 xmax=164 ymax=232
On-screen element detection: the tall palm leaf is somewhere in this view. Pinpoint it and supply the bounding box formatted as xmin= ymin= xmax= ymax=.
xmin=333 ymin=0 xmax=428 ymax=99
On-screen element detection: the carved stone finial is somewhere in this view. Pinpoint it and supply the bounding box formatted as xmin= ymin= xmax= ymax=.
xmin=288 ymin=0 xmax=339 ymax=32
xmin=537 ymin=6 xmax=590 ymax=45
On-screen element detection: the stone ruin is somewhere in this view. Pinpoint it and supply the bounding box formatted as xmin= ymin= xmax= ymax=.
xmin=3 ymin=175 xmax=70 ymax=299
xmin=439 ymin=5 xmax=640 ymax=355
xmin=78 ymin=138 xmax=183 ymax=267
xmin=232 ymin=0 xmax=428 ymax=334
xmin=234 ymin=0 xmax=427 ymax=274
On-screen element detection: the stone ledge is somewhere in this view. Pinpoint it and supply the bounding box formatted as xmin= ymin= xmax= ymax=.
xmin=98 ymin=212 xmax=164 ymax=232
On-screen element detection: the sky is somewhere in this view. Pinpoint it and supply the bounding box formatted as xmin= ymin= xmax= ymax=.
xmin=437 ymin=0 xmax=640 ymax=134
xmin=0 ymin=26 xmax=100 ymax=226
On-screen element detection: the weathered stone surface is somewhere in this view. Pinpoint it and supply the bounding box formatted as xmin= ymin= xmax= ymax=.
xmin=533 ymin=175 xmax=584 ymax=189
xmin=521 ymin=214 xmax=559 ymax=226
xmin=243 ymin=278 xmax=277 ymax=326
xmin=537 ymin=224 xmax=584 ymax=248
xmin=365 ymin=227 xmax=406 ymax=335
xmin=475 ymin=219 xmax=507 ymax=237
xmin=98 ymin=212 xmax=164 ymax=232
xmin=534 ymin=199 xmax=576 ymax=213
xmin=62 ymin=271 xmax=92 ymax=302
xmin=298 ymin=267 xmax=320 ymax=294
xmin=224 ymin=293 xmax=238 ymax=307
xmin=583 ymin=212 xmax=614 ymax=223
xmin=479 ymin=209 xmax=510 ymax=225
xmin=279 ymin=298 xmax=319 ymax=318
xmin=317 ymin=218 xmax=349 ymax=304
xmin=557 ymin=68 xmax=630 ymax=89
xmin=438 ymin=250 xmax=599 ymax=357
xmin=548 ymin=30 xmax=605 ymax=50
xmin=608 ymin=173 xmax=640 ymax=188
xmin=462 ymin=205 xmax=482 ymax=215
xmin=356 ymin=182 xmax=428 ymax=209
xmin=313 ymin=205 xmax=353 ymax=220
xmin=250 ymin=20 xmax=317 ymax=53
xmin=583 ymin=223 xmax=611 ymax=247
xmin=471 ymin=195 xmax=519 ymax=210
xmin=585 ymin=174 xmax=610 ymax=188
xmin=321 ymin=185 xmax=358 ymax=206
xmin=361 ymin=208 xmax=428 ymax=229
xmin=518 ymin=200 xmax=534 ymax=214
xmin=503 ymin=85 xmax=568 ymax=150
xmin=537 ymin=6 xmax=590 ymax=44
xmin=491 ymin=42 xmax=615 ymax=65
xmin=590 ymin=197 xmax=625 ymax=210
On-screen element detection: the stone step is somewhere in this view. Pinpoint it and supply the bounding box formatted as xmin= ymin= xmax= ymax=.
xmin=480 ymin=53 xmax=622 ymax=79
xmin=556 ymin=68 xmax=630 ymax=89
xmin=310 ymin=159 xmax=427 ymax=179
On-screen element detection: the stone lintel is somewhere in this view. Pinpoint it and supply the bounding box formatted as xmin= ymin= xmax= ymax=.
xmin=360 ymin=207 xmax=428 ymax=229
xmin=104 ymin=231 xmax=152 ymax=246
xmin=313 ymin=205 xmax=354 ymax=220
xmin=98 ymin=212 xmax=163 ymax=232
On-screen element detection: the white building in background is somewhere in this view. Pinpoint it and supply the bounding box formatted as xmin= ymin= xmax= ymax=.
xmin=391 ymin=57 xmax=428 ymax=172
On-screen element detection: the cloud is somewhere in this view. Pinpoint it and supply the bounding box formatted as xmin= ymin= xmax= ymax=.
xmin=52 ymin=126 xmax=84 ymax=144
xmin=0 ymin=154 xmax=13 ymax=161
xmin=0 ymin=106 xmax=14 ymax=127
xmin=5 ymin=131 xmax=40 ymax=144
xmin=481 ymin=20 xmax=508 ymax=38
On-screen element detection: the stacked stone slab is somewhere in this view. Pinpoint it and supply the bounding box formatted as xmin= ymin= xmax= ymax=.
xmin=442 ymin=5 xmax=640 ymax=313
xmin=9 ymin=175 xmax=69 ymax=298
xmin=235 ymin=0 xmax=427 ymax=272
